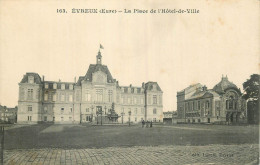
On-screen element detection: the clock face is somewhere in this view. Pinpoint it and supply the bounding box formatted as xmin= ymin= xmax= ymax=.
xmin=93 ymin=71 xmax=107 ymax=84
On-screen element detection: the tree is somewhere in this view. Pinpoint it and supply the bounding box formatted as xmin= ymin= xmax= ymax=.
xmin=243 ymin=74 xmax=259 ymax=101
xmin=243 ymin=74 xmax=259 ymax=124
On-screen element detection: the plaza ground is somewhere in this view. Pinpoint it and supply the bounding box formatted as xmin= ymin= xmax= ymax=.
xmin=1 ymin=124 xmax=259 ymax=164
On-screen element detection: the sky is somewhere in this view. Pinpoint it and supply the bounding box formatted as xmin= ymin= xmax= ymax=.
xmin=0 ymin=0 xmax=259 ymax=111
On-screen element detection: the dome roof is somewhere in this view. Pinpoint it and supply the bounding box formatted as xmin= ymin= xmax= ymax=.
xmin=213 ymin=76 xmax=239 ymax=94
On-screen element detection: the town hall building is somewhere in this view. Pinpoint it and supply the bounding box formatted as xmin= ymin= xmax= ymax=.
xmin=17 ymin=50 xmax=163 ymax=124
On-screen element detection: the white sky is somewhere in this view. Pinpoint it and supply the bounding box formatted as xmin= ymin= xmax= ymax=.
xmin=0 ymin=0 xmax=259 ymax=111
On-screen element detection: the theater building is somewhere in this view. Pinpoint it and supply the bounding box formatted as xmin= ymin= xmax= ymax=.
xmin=176 ymin=76 xmax=247 ymax=124
xmin=17 ymin=50 xmax=163 ymax=124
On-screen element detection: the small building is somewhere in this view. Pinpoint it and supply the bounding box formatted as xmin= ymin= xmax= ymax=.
xmin=163 ymin=111 xmax=177 ymax=124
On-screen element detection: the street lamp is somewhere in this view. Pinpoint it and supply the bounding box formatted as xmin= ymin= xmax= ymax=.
xmin=91 ymin=105 xmax=94 ymax=122
xmin=128 ymin=110 xmax=131 ymax=126
xmin=96 ymin=109 xmax=99 ymax=125
xmin=100 ymin=109 xmax=103 ymax=126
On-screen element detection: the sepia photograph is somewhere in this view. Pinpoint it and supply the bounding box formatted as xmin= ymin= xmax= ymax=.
xmin=0 ymin=0 xmax=259 ymax=164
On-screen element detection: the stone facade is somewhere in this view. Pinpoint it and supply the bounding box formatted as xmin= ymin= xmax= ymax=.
xmin=177 ymin=76 xmax=247 ymax=124
xmin=17 ymin=51 xmax=163 ymax=124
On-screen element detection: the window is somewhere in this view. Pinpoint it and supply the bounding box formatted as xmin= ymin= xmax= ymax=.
xmin=85 ymin=91 xmax=91 ymax=101
xmin=69 ymin=85 xmax=73 ymax=90
xmin=228 ymin=96 xmax=234 ymax=110
xmin=141 ymin=98 xmax=144 ymax=104
xmin=28 ymin=76 xmax=34 ymax=83
xmin=135 ymin=108 xmax=137 ymax=114
xmin=192 ymin=119 xmax=195 ymax=123
xmin=44 ymin=107 xmax=47 ymax=113
xmin=61 ymin=84 xmax=65 ymax=90
xmin=53 ymin=117 xmax=55 ymax=121
xmin=27 ymin=89 xmax=33 ymax=100
xmin=70 ymin=107 xmax=73 ymax=113
xmin=45 ymin=83 xmax=48 ymax=89
xmin=61 ymin=108 xmax=64 ymax=113
xmin=128 ymin=97 xmax=131 ymax=104
xmin=44 ymin=116 xmax=47 ymax=121
xmin=206 ymin=101 xmax=210 ymax=109
xmin=28 ymin=116 xmax=32 ymax=121
xmin=86 ymin=108 xmax=89 ymax=112
xmin=133 ymin=97 xmax=137 ymax=104
xmin=53 ymin=83 xmax=57 ymax=89
xmin=153 ymin=118 xmax=156 ymax=122
xmin=86 ymin=116 xmax=91 ymax=121
xmin=141 ymin=108 xmax=144 ymax=114
xmin=198 ymin=101 xmax=200 ymax=110
xmin=27 ymin=105 xmax=32 ymax=112
xmin=44 ymin=93 xmax=48 ymax=101
xmin=198 ymin=119 xmax=201 ymax=123
xmin=153 ymin=95 xmax=157 ymax=104
xmin=61 ymin=117 xmax=64 ymax=121
xmin=96 ymin=89 xmax=103 ymax=102
xmin=153 ymin=108 xmax=157 ymax=114
xmin=69 ymin=95 xmax=73 ymax=102
xmin=192 ymin=102 xmax=195 ymax=111
xmin=52 ymin=94 xmax=56 ymax=102
xmin=108 ymin=90 xmax=113 ymax=102
xmin=61 ymin=94 xmax=65 ymax=101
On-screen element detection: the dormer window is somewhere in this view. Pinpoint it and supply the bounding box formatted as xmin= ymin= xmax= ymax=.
xmin=28 ymin=76 xmax=34 ymax=83
xmin=69 ymin=84 xmax=73 ymax=90
xmin=61 ymin=84 xmax=65 ymax=90
xmin=45 ymin=83 xmax=49 ymax=89
xmin=53 ymin=83 xmax=57 ymax=89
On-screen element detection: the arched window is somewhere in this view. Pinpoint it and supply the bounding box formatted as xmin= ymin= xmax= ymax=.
xmin=229 ymin=96 xmax=234 ymax=110
xmin=226 ymin=100 xmax=229 ymax=110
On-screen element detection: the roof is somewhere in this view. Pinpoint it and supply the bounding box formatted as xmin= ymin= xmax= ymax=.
xmin=120 ymin=86 xmax=143 ymax=94
xmin=83 ymin=64 xmax=115 ymax=83
xmin=213 ymin=76 xmax=239 ymax=94
xmin=177 ymin=83 xmax=203 ymax=94
xmin=186 ymin=89 xmax=220 ymax=100
xmin=20 ymin=72 xmax=42 ymax=84
xmin=44 ymin=81 xmax=75 ymax=90
xmin=144 ymin=82 xmax=162 ymax=92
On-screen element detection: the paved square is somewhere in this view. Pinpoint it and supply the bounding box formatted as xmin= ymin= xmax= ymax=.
xmin=2 ymin=124 xmax=259 ymax=164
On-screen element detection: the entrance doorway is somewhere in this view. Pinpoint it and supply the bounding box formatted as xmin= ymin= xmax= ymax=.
xmin=207 ymin=118 xmax=210 ymax=123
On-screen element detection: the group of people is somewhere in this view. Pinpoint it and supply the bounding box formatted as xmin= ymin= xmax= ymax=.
xmin=141 ymin=120 xmax=152 ymax=128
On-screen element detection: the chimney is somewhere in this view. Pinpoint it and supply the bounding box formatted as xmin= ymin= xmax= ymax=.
xmin=142 ymin=82 xmax=145 ymax=88
xmin=42 ymin=75 xmax=45 ymax=82
xmin=202 ymin=85 xmax=207 ymax=91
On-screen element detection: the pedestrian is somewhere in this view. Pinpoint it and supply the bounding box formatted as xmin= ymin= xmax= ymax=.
xmin=150 ymin=121 xmax=152 ymax=128
xmin=146 ymin=120 xmax=149 ymax=128
xmin=142 ymin=120 xmax=145 ymax=128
